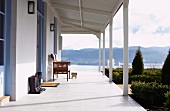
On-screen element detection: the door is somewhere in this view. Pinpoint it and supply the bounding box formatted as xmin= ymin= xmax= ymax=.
xmin=36 ymin=0 xmax=44 ymax=79
xmin=0 ymin=0 xmax=5 ymax=97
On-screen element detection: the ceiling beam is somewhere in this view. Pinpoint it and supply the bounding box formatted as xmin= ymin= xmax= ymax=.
xmin=51 ymin=3 xmax=111 ymax=16
xmin=62 ymin=21 xmax=100 ymax=35
xmin=61 ymin=26 xmax=73 ymax=28
xmin=79 ymin=0 xmax=83 ymax=27
xmin=61 ymin=31 xmax=92 ymax=34
xmin=102 ymin=0 xmax=123 ymax=32
xmin=61 ymin=18 xmax=104 ymax=27
xmin=44 ymin=0 xmax=62 ymax=23
xmin=111 ymin=0 xmax=123 ymax=19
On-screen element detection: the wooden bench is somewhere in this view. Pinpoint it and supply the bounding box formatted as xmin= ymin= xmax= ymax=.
xmin=0 ymin=96 xmax=10 ymax=106
xmin=53 ymin=62 xmax=70 ymax=81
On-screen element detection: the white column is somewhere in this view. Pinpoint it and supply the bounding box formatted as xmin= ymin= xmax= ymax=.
xmin=109 ymin=18 xmax=113 ymax=82
xmin=57 ymin=21 xmax=62 ymax=61
xmin=123 ymin=0 xmax=129 ymax=96
xmin=98 ymin=34 xmax=101 ymax=72
xmin=102 ymin=31 xmax=106 ymax=75
xmin=57 ymin=36 xmax=62 ymax=61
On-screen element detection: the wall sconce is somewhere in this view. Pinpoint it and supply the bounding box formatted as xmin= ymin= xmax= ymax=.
xmin=28 ymin=1 xmax=35 ymax=14
xmin=50 ymin=24 xmax=54 ymax=31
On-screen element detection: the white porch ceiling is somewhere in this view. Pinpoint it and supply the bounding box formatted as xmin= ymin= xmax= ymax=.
xmin=49 ymin=0 xmax=123 ymax=35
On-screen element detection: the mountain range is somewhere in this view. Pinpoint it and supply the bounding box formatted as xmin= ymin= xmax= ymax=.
xmin=61 ymin=46 xmax=170 ymax=66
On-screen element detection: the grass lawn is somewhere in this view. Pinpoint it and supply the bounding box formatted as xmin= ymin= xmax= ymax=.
xmin=116 ymin=84 xmax=132 ymax=94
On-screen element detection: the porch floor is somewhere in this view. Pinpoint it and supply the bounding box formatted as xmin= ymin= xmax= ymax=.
xmin=0 ymin=71 xmax=146 ymax=111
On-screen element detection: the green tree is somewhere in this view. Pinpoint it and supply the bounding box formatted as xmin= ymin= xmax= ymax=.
xmin=161 ymin=49 xmax=170 ymax=85
xmin=132 ymin=47 xmax=144 ymax=75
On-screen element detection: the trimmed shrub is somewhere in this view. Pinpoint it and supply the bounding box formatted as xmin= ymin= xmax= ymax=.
xmin=131 ymin=81 xmax=152 ymax=107
xmin=129 ymin=75 xmax=161 ymax=83
xmin=161 ymin=49 xmax=170 ymax=85
xmin=113 ymin=68 xmax=123 ymax=75
xmin=144 ymin=68 xmax=161 ymax=75
xmin=105 ymin=68 xmax=109 ymax=77
xmin=131 ymin=81 xmax=170 ymax=107
xmin=164 ymin=91 xmax=170 ymax=111
xmin=105 ymin=68 xmax=161 ymax=84
xmin=132 ymin=47 xmax=144 ymax=75
xmin=113 ymin=72 xmax=123 ymax=84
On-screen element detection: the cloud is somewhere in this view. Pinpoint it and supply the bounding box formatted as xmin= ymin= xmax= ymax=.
xmin=62 ymin=34 xmax=99 ymax=50
xmin=154 ymin=26 xmax=170 ymax=34
xmin=130 ymin=25 xmax=140 ymax=34
xmin=125 ymin=0 xmax=170 ymax=47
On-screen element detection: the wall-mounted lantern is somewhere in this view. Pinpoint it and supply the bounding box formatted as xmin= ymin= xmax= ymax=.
xmin=50 ymin=24 xmax=54 ymax=31
xmin=28 ymin=1 xmax=35 ymax=14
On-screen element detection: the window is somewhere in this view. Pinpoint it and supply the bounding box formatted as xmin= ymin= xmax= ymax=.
xmin=0 ymin=41 xmax=4 ymax=65
xmin=0 ymin=0 xmax=5 ymax=13
xmin=0 ymin=14 xmax=4 ymax=39
xmin=0 ymin=0 xmax=5 ymax=65
xmin=36 ymin=0 xmax=44 ymax=72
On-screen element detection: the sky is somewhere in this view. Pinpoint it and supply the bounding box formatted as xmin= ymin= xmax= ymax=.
xmin=62 ymin=0 xmax=170 ymax=50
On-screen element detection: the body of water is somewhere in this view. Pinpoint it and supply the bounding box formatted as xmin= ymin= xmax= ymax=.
xmin=70 ymin=65 xmax=99 ymax=72
xmin=69 ymin=64 xmax=162 ymax=73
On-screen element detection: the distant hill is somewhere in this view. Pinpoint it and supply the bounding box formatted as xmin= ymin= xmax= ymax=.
xmin=61 ymin=46 xmax=170 ymax=66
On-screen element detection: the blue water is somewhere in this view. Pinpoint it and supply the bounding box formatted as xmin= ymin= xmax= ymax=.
xmin=69 ymin=65 xmax=162 ymax=73
xmin=70 ymin=65 xmax=99 ymax=72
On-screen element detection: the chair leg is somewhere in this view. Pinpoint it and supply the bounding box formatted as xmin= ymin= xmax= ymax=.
xmin=69 ymin=71 xmax=70 ymax=79
xmin=53 ymin=74 xmax=54 ymax=81
xmin=67 ymin=73 xmax=68 ymax=81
